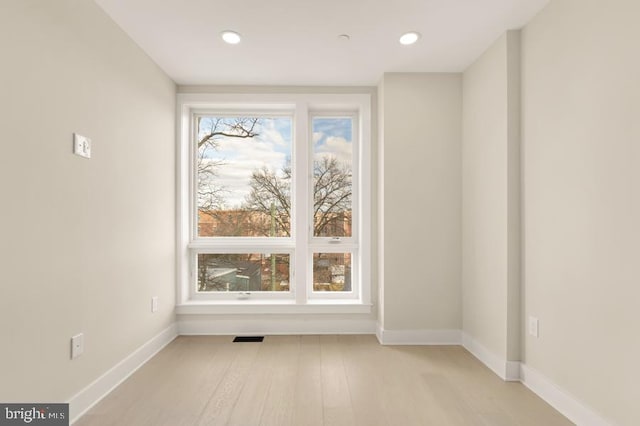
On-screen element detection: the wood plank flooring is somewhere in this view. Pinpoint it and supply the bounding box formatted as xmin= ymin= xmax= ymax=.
xmin=76 ymin=335 xmax=572 ymax=426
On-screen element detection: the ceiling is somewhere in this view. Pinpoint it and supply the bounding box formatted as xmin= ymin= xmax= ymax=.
xmin=95 ymin=0 xmax=549 ymax=86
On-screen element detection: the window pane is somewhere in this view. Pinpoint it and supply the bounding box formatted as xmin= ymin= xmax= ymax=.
xmin=313 ymin=253 xmax=351 ymax=292
xmin=312 ymin=117 xmax=353 ymax=237
xmin=197 ymin=117 xmax=292 ymax=237
xmin=197 ymin=253 xmax=290 ymax=292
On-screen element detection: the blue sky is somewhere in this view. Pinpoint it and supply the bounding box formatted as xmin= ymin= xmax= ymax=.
xmin=313 ymin=117 xmax=352 ymax=144
xmin=313 ymin=117 xmax=353 ymax=164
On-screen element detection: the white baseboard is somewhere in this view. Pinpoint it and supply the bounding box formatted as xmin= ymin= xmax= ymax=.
xmin=505 ymin=361 xmax=521 ymax=381
xmin=376 ymin=326 xmax=461 ymax=345
xmin=68 ymin=323 xmax=178 ymax=424
xmin=177 ymin=318 xmax=376 ymax=335
xmin=520 ymin=364 xmax=612 ymax=426
xmin=375 ymin=322 xmax=383 ymax=343
xmin=461 ymin=334 xmax=611 ymax=424
xmin=461 ymin=333 xmax=520 ymax=381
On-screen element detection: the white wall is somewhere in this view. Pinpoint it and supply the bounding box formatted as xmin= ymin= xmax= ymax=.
xmin=462 ymin=31 xmax=521 ymax=363
xmin=379 ymin=73 xmax=462 ymax=332
xmin=0 ymin=0 xmax=176 ymax=405
xmin=521 ymin=0 xmax=640 ymax=424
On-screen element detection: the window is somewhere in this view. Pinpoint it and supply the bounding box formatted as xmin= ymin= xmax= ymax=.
xmin=196 ymin=116 xmax=292 ymax=239
xmin=197 ymin=253 xmax=290 ymax=292
xmin=177 ymin=93 xmax=371 ymax=313
xmin=312 ymin=116 xmax=354 ymax=238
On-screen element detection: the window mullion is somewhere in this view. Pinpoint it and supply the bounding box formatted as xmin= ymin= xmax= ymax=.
xmin=294 ymin=102 xmax=309 ymax=304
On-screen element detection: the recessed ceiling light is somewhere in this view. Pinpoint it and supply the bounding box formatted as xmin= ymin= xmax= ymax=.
xmin=399 ymin=31 xmax=420 ymax=45
xmin=221 ymin=30 xmax=241 ymax=45
xmin=337 ymin=34 xmax=351 ymax=42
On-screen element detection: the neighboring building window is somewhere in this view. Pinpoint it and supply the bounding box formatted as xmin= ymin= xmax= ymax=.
xmin=177 ymin=94 xmax=371 ymax=309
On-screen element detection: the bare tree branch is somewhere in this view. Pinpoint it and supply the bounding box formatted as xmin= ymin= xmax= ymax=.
xmin=198 ymin=117 xmax=260 ymax=148
xmin=244 ymin=156 xmax=351 ymax=238
xmin=196 ymin=117 xmax=261 ymax=222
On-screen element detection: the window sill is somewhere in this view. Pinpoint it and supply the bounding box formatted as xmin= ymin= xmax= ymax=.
xmin=175 ymin=300 xmax=373 ymax=315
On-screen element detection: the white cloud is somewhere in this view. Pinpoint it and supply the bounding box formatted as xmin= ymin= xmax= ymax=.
xmin=259 ymin=127 xmax=288 ymax=148
xmin=201 ymin=135 xmax=289 ymax=208
xmin=314 ymin=136 xmax=352 ymax=165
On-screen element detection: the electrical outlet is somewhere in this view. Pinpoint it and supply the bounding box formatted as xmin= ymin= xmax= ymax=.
xmin=71 ymin=333 xmax=84 ymax=359
xmin=529 ymin=317 xmax=539 ymax=338
xmin=73 ymin=133 xmax=91 ymax=159
xmin=151 ymin=296 xmax=159 ymax=313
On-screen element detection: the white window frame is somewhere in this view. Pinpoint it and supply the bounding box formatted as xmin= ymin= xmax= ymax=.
xmin=176 ymin=93 xmax=371 ymax=314
xmin=308 ymin=111 xmax=359 ymax=300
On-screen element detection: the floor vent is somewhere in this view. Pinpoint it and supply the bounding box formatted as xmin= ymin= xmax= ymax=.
xmin=233 ymin=336 xmax=264 ymax=342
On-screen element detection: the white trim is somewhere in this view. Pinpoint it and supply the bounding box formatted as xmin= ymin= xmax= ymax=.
xmin=295 ymin=101 xmax=310 ymax=304
xmin=358 ymin=98 xmax=372 ymax=306
xmin=177 ymin=318 xmax=376 ymax=335
xmin=460 ymin=333 xmax=612 ymax=425
xmin=176 ymin=99 xmax=191 ymax=306
xmin=505 ymin=361 xmax=521 ymax=381
xmin=520 ymin=364 xmax=612 ymax=426
xmin=68 ymin=324 xmax=178 ymax=424
xmin=461 ymin=333 xmax=520 ymax=381
xmin=375 ymin=322 xmax=383 ymax=344
xmin=175 ymin=301 xmax=373 ymax=315
xmin=376 ymin=327 xmax=462 ymax=345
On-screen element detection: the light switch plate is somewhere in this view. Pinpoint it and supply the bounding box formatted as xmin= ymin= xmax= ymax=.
xmin=73 ymin=133 xmax=91 ymax=159
xmin=71 ymin=333 xmax=84 ymax=359
xmin=151 ymin=296 xmax=159 ymax=313
xmin=529 ymin=317 xmax=539 ymax=338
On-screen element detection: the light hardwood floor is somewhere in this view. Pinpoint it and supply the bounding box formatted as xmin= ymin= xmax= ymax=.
xmin=76 ymin=335 xmax=572 ymax=426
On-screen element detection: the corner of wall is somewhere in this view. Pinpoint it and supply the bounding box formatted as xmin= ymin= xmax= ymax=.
xmin=462 ymin=333 xmax=520 ymax=381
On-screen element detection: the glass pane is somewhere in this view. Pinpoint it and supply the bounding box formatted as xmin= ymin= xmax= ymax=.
xmin=313 ymin=252 xmax=352 ymax=292
xmin=197 ymin=253 xmax=290 ymax=292
xmin=312 ymin=117 xmax=353 ymax=237
xmin=197 ymin=117 xmax=292 ymax=237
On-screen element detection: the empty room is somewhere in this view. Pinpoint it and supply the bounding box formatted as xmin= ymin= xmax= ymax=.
xmin=1 ymin=0 xmax=637 ymax=425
